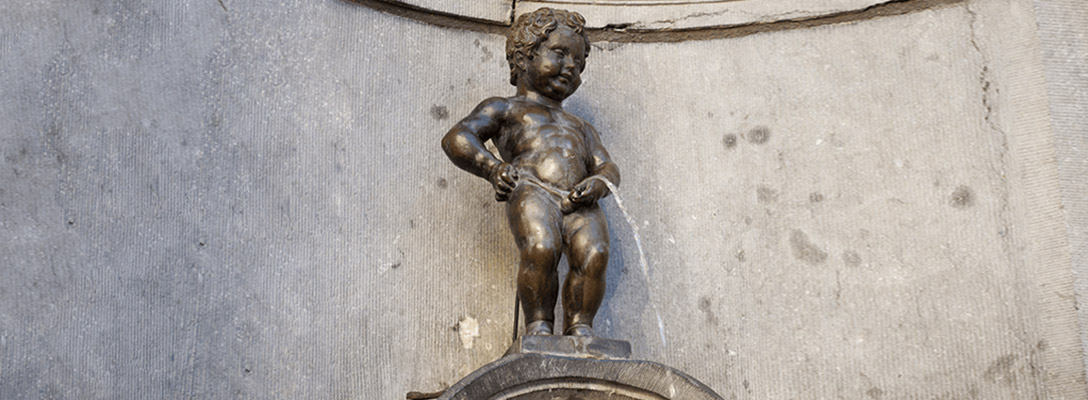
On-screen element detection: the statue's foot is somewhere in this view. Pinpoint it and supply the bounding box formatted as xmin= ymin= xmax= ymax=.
xmin=565 ymin=324 xmax=594 ymax=337
xmin=525 ymin=320 xmax=554 ymax=336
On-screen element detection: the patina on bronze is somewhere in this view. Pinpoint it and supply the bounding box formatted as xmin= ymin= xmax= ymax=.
xmin=442 ymin=8 xmax=619 ymax=337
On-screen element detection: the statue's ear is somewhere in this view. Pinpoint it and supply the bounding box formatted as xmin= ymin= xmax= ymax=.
xmin=514 ymin=52 xmax=528 ymax=71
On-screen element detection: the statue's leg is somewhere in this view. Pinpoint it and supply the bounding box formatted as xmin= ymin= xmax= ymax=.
xmin=561 ymin=204 xmax=609 ymax=336
xmin=506 ymin=185 xmax=564 ymax=335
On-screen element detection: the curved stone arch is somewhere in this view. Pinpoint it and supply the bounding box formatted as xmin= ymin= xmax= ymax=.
xmin=516 ymin=0 xmax=890 ymax=30
xmin=347 ymin=0 xmax=962 ymax=42
xmin=358 ymin=0 xmax=896 ymax=29
xmin=391 ymin=0 xmax=513 ymax=24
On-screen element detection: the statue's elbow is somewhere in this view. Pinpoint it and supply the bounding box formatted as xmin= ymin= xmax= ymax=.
xmin=441 ymin=131 xmax=458 ymax=159
xmin=602 ymin=163 xmax=621 ymax=186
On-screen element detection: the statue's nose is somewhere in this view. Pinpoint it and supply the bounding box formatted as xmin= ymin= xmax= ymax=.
xmin=561 ymin=57 xmax=577 ymax=73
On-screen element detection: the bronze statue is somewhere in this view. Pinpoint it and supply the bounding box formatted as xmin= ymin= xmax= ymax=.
xmin=442 ymin=8 xmax=620 ymax=337
xmin=429 ymin=8 xmax=724 ymax=398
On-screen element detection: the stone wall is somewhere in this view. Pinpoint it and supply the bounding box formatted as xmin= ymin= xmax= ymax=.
xmin=1 ymin=0 xmax=1085 ymax=398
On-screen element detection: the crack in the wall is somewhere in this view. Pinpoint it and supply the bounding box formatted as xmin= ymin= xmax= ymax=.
xmin=594 ymin=0 xmax=963 ymax=42
xmin=966 ymin=4 xmax=1002 ymax=140
xmin=965 ymin=0 xmax=1012 ymax=231
xmin=965 ymin=1 xmax=1013 ymax=295
xmin=344 ymin=0 xmax=964 ymax=42
xmin=965 ymin=2 xmax=1048 ymax=395
xmin=645 ymin=7 xmax=733 ymax=27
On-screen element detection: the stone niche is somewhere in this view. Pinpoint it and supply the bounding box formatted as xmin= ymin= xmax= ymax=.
xmin=1 ymin=0 xmax=1086 ymax=399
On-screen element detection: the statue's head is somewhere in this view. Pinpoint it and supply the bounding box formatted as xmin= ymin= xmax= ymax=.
xmin=506 ymin=8 xmax=591 ymax=100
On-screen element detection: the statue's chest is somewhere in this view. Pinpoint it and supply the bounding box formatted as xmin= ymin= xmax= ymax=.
xmin=502 ymin=109 xmax=584 ymax=151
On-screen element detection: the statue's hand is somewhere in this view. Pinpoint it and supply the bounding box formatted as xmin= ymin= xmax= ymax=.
xmin=560 ymin=196 xmax=575 ymax=214
xmin=569 ymin=177 xmax=608 ymax=208
xmin=489 ymin=163 xmax=519 ymax=202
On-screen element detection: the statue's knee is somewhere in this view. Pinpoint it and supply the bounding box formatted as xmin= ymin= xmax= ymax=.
xmin=576 ymin=243 xmax=609 ymax=275
xmin=521 ymin=239 xmax=561 ymax=265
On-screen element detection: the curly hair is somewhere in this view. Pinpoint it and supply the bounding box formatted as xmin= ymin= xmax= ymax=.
xmin=505 ymin=8 xmax=591 ymax=86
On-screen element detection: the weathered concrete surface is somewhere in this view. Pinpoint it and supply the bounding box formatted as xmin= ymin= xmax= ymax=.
xmin=0 ymin=1 xmax=515 ymax=398
xmin=1034 ymin=0 xmax=1088 ymax=380
xmin=0 ymin=0 xmax=1085 ymax=399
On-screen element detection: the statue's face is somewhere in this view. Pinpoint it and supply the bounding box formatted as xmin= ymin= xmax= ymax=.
xmin=525 ymin=26 xmax=586 ymax=102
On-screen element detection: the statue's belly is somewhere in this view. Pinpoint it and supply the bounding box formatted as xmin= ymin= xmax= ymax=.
xmin=510 ymin=127 xmax=587 ymax=189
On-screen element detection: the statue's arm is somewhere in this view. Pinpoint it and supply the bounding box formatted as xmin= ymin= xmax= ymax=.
xmin=441 ymin=97 xmax=509 ymax=180
xmin=569 ymin=122 xmax=620 ymax=206
xmin=585 ymin=123 xmax=620 ymax=189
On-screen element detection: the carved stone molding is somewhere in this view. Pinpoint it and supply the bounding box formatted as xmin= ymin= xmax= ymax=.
xmin=391 ymin=0 xmax=512 ymax=24
xmin=371 ymin=0 xmax=893 ymax=30
xmin=516 ymin=0 xmax=889 ymax=29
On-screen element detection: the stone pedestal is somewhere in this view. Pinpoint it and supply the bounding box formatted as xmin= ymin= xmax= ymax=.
xmin=439 ymin=336 xmax=722 ymax=399
xmin=505 ymin=335 xmax=632 ymax=360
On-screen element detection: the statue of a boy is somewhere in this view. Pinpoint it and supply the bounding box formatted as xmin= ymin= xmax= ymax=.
xmin=442 ymin=8 xmax=620 ymax=337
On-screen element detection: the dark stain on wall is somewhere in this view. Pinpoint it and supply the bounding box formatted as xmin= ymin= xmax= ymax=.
xmin=843 ymin=250 xmax=861 ymax=267
xmin=722 ymin=133 xmax=737 ymax=149
xmin=950 ymin=185 xmax=973 ymax=208
xmin=757 ymin=185 xmax=778 ymax=204
xmin=430 ymin=105 xmax=450 ymax=121
xmin=790 ymin=230 xmax=828 ymax=264
xmin=747 ymin=126 xmax=771 ymax=144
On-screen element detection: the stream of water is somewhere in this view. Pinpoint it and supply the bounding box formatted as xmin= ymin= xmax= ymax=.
xmin=593 ymin=177 xmax=668 ymax=349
